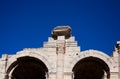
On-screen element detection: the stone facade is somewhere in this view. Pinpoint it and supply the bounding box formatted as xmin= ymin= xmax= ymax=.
xmin=0 ymin=26 xmax=120 ymax=79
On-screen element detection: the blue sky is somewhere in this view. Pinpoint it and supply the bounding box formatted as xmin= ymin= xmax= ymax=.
xmin=0 ymin=0 xmax=120 ymax=57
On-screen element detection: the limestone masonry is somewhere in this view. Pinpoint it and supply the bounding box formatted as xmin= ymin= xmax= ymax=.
xmin=0 ymin=26 xmax=120 ymax=79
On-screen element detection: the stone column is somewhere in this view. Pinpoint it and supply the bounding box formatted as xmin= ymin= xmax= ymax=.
xmin=56 ymin=36 xmax=65 ymax=79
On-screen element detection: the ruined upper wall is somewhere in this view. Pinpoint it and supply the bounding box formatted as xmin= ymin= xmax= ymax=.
xmin=52 ymin=26 xmax=71 ymax=40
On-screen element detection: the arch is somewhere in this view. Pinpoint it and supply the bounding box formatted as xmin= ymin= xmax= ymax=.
xmin=72 ymin=57 xmax=110 ymax=79
xmin=69 ymin=50 xmax=115 ymax=71
xmin=5 ymin=50 xmax=52 ymax=79
xmin=6 ymin=50 xmax=52 ymax=74
xmin=6 ymin=56 xmax=48 ymax=79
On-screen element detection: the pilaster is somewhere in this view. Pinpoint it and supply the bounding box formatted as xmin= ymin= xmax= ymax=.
xmin=56 ymin=36 xmax=65 ymax=79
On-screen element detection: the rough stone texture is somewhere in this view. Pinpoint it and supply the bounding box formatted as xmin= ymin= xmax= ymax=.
xmin=0 ymin=26 xmax=119 ymax=79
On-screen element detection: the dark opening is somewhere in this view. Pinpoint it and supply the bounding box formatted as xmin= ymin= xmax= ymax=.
xmin=9 ymin=57 xmax=48 ymax=79
xmin=72 ymin=57 xmax=110 ymax=79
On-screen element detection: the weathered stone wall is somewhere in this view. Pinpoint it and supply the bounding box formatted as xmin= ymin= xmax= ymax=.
xmin=0 ymin=26 xmax=119 ymax=79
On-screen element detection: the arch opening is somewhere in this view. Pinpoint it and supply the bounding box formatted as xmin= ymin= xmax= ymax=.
xmin=72 ymin=57 xmax=110 ymax=79
xmin=7 ymin=56 xmax=48 ymax=79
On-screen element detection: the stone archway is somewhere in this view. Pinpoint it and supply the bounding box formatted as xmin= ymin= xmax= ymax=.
xmin=6 ymin=56 xmax=48 ymax=79
xmin=72 ymin=57 xmax=110 ymax=79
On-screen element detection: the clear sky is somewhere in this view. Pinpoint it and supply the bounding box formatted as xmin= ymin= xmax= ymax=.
xmin=0 ymin=0 xmax=120 ymax=57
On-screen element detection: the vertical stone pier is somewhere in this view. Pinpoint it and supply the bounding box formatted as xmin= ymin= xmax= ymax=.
xmin=51 ymin=26 xmax=71 ymax=79
xmin=116 ymin=41 xmax=120 ymax=79
xmin=56 ymin=36 xmax=65 ymax=79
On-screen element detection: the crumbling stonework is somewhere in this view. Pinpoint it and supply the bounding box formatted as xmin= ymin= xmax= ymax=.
xmin=0 ymin=26 xmax=119 ymax=79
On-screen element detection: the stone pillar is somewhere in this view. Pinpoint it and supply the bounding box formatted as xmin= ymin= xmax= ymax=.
xmin=56 ymin=36 xmax=65 ymax=79
xmin=116 ymin=41 xmax=120 ymax=79
xmin=1 ymin=54 xmax=8 ymax=79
